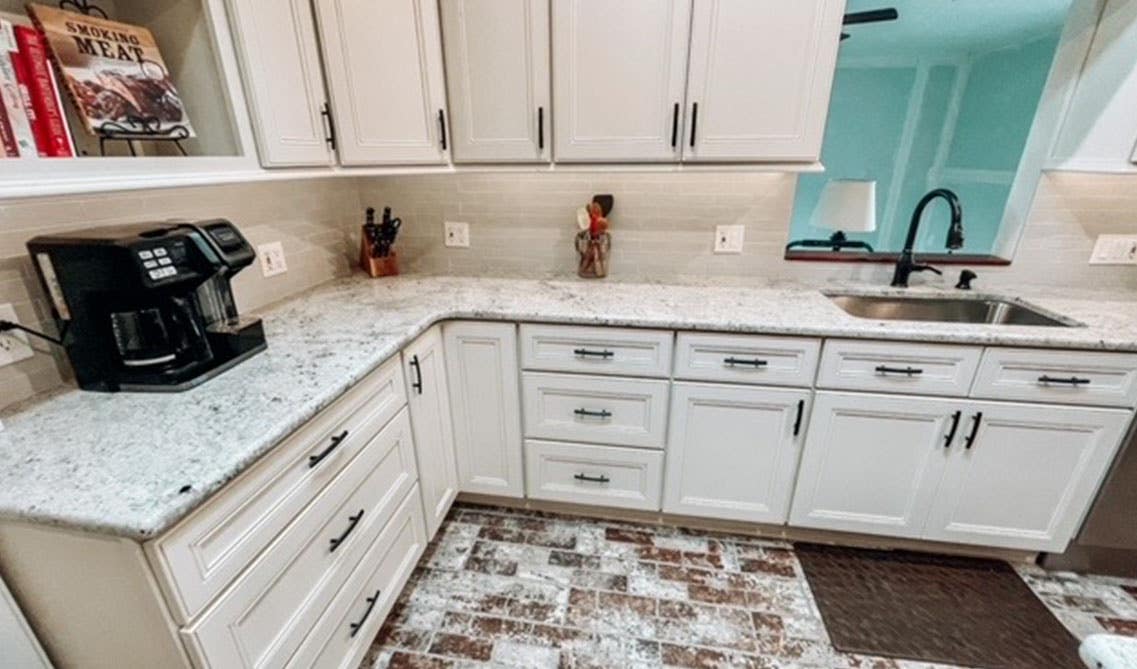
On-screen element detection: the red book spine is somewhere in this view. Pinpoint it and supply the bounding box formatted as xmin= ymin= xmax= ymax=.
xmin=8 ymin=40 xmax=45 ymax=156
xmin=0 ymin=96 xmax=16 ymax=156
xmin=14 ymin=25 xmax=70 ymax=157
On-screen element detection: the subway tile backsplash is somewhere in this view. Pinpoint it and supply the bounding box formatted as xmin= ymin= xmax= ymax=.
xmin=0 ymin=169 xmax=1133 ymax=410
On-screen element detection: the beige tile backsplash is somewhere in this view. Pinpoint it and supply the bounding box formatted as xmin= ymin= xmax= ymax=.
xmin=1 ymin=169 xmax=1134 ymax=409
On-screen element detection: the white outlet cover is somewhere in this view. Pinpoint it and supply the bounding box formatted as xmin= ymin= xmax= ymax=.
xmin=0 ymin=303 xmax=34 ymax=367
xmin=444 ymin=221 xmax=470 ymax=248
xmin=258 ymin=241 xmax=288 ymax=277
xmin=714 ymin=225 xmax=745 ymax=254
xmin=1089 ymin=234 xmax=1137 ymax=265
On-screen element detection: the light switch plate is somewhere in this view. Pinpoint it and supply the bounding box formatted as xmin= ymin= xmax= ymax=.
xmin=444 ymin=221 xmax=470 ymax=248
xmin=714 ymin=225 xmax=745 ymax=254
xmin=1089 ymin=234 xmax=1137 ymax=265
xmin=258 ymin=241 xmax=288 ymax=277
xmin=0 ymin=303 xmax=34 ymax=368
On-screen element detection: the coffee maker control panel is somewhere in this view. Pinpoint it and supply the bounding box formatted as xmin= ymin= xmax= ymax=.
xmin=137 ymin=239 xmax=190 ymax=284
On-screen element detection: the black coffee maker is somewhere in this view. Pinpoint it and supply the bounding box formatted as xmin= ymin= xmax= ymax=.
xmin=27 ymin=220 xmax=267 ymax=392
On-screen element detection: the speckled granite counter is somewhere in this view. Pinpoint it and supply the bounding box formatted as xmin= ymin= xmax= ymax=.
xmin=1 ymin=275 xmax=1134 ymax=540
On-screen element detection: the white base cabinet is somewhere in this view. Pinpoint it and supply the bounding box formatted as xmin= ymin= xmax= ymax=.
xmin=444 ymin=321 xmax=525 ymax=497
xmin=403 ymin=325 xmax=460 ymax=537
xmin=664 ymin=383 xmax=811 ymax=524
xmin=791 ymin=391 xmax=1131 ymax=551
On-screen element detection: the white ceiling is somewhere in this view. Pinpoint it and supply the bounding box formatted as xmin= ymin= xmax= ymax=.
xmin=841 ymin=0 xmax=1074 ymax=57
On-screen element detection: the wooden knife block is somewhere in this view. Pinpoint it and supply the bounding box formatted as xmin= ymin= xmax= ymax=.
xmin=359 ymin=230 xmax=399 ymax=277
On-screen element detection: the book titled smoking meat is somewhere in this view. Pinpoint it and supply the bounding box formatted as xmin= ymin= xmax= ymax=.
xmin=27 ymin=3 xmax=194 ymax=138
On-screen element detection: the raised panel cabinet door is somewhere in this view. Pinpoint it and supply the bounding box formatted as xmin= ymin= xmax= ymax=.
xmin=443 ymin=321 xmax=525 ymax=497
xmin=440 ymin=0 xmax=551 ymax=162
xmin=314 ymin=0 xmax=449 ymax=165
xmin=684 ymin=0 xmax=844 ymax=162
xmin=664 ymin=383 xmax=812 ymax=524
xmin=923 ymin=401 xmax=1132 ymax=552
xmin=552 ymin=0 xmax=692 ymax=162
xmin=403 ymin=325 xmax=460 ymax=537
xmin=788 ymin=391 xmax=959 ymax=539
xmin=227 ymin=0 xmax=333 ymax=166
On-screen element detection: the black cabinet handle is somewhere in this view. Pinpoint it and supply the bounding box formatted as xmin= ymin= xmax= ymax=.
xmin=793 ymin=399 xmax=805 ymax=437
xmin=574 ymin=408 xmax=612 ymax=420
xmin=348 ymin=589 xmax=382 ymax=638
xmin=329 ymin=509 xmax=364 ymax=553
xmin=963 ymin=412 xmax=983 ymax=450
xmin=410 ymin=355 xmax=423 ymax=395
xmin=573 ymin=348 xmax=614 ymax=359
xmin=689 ymin=102 xmax=698 ymax=148
xmin=538 ymin=107 xmax=544 ymax=151
xmin=670 ymin=102 xmax=679 ymax=148
xmin=437 ymin=109 xmax=447 ymax=151
xmin=724 ymin=357 xmax=767 ymax=368
xmin=875 ymin=365 xmax=924 ymax=377
xmin=1038 ymin=375 xmax=1091 ymax=386
xmin=321 ymin=103 xmax=336 ymax=150
xmin=574 ymin=473 xmax=610 ymax=484
xmin=308 ymin=430 xmax=349 ymax=468
xmin=944 ymin=410 xmax=962 ymax=447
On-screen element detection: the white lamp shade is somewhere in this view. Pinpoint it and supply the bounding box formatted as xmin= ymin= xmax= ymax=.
xmin=810 ymin=179 xmax=877 ymax=233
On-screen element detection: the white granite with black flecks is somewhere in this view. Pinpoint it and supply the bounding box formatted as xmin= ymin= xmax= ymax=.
xmin=1 ymin=275 xmax=1134 ymax=540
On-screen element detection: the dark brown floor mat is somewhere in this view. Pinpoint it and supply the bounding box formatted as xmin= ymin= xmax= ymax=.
xmin=795 ymin=543 xmax=1083 ymax=668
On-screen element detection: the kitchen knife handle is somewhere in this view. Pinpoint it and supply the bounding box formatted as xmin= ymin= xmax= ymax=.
xmin=538 ymin=107 xmax=545 ymax=151
xmin=438 ymin=109 xmax=447 ymax=151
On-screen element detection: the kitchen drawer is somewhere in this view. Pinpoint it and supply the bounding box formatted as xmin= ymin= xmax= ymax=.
xmin=673 ymin=332 xmax=820 ymax=386
xmin=519 ymin=324 xmax=673 ymax=378
xmin=525 ymin=440 xmax=664 ymax=511
xmin=181 ymin=410 xmax=418 ymax=669
xmin=972 ymin=348 xmax=1137 ymax=408
xmin=522 ymin=372 xmax=670 ymax=448
xmin=817 ymin=340 xmax=982 ymax=397
xmin=288 ymin=488 xmax=427 ymax=669
xmin=149 ymin=356 xmax=407 ymax=624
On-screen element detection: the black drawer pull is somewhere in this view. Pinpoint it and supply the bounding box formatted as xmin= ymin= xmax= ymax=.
xmin=670 ymin=102 xmax=679 ymax=148
xmin=329 ymin=509 xmax=364 ymax=553
xmin=724 ymin=357 xmax=768 ymax=368
xmin=1038 ymin=375 xmax=1091 ymax=386
xmin=348 ymin=589 xmax=382 ymax=638
xmin=410 ymin=354 xmax=423 ymax=395
xmin=793 ymin=399 xmax=805 ymax=437
xmin=573 ymin=348 xmax=614 ymax=359
xmin=875 ymin=365 xmax=924 ymax=377
xmin=538 ymin=106 xmax=544 ymax=151
xmin=308 ymin=430 xmax=349 ymax=468
xmin=944 ymin=410 xmax=962 ymax=447
xmin=689 ymin=102 xmax=698 ymax=148
xmin=574 ymin=408 xmax=612 ymax=420
xmin=963 ymin=412 xmax=983 ymax=450
xmin=437 ymin=109 xmax=447 ymax=151
xmin=574 ymin=473 xmax=610 ymax=484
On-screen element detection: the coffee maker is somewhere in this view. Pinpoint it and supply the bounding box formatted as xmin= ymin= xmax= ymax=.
xmin=27 ymin=220 xmax=267 ymax=392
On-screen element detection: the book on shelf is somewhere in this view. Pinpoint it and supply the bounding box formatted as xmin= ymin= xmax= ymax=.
xmin=0 ymin=20 xmax=37 ymax=157
xmin=27 ymin=4 xmax=195 ymax=140
xmin=15 ymin=24 xmax=72 ymax=156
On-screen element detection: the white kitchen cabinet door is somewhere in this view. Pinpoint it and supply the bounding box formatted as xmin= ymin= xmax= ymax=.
xmin=924 ymin=401 xmax=1132 ymax=552
xmin=227 ymin=0 xmax=334 ymax=166
xmin=315 ymin=0 xmax=450 ymax=165
xmin=552 ymin=0 xmax=692 ymax=162
xmin=789 ymin=392 xmax=959 ymax=539
xmin=443 ymin=322 xmax=525 ymax=497
xmin=403 ymin=325 xmax=459 ymax=537
xmin=683 ymin=0 xmax=844 ymax=162
xmin=440 ymin=0 xmax=551 ymax=162
xmin=664 ymin=383 xmax=811 ymax=524
xmin=0 ymin=574 xmax=51 ymax=669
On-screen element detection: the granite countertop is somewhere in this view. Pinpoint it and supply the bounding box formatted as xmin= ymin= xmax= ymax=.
xmin=1 ymin=274 xmax=1135 ymax=540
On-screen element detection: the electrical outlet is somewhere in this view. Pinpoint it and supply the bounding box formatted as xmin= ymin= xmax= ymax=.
xmin=444 ymin=221 xmax=470 ymax=248
xmin=1089 ymin=234 xmax=1137 ymax=265
xmin=0 ymin=303 xmax=34 ymax=368
xmin=258 ymin=241 xmax=288 ymax=277
xmin=714 ymin=225 xmax=745 ymax=254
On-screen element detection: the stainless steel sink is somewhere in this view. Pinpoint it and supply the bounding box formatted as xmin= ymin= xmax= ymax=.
xmin=826 ymin=294 xmax=1078 ymax=327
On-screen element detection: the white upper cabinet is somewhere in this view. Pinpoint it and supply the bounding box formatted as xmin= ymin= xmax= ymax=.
xmin=227 ymin=0 xmax=334 ymax=166
xmin=441 ymin=0 xmax=551 ymax=162
xmin=924 ymin=401 xmax=1130 ymax=552
xmin=683 ymin=0 xmax=844 ymax=162
xmin=552 ymin=0 xmax=693 ymax=162
xmin=314 ymin=0 xmax=450 ymax=165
